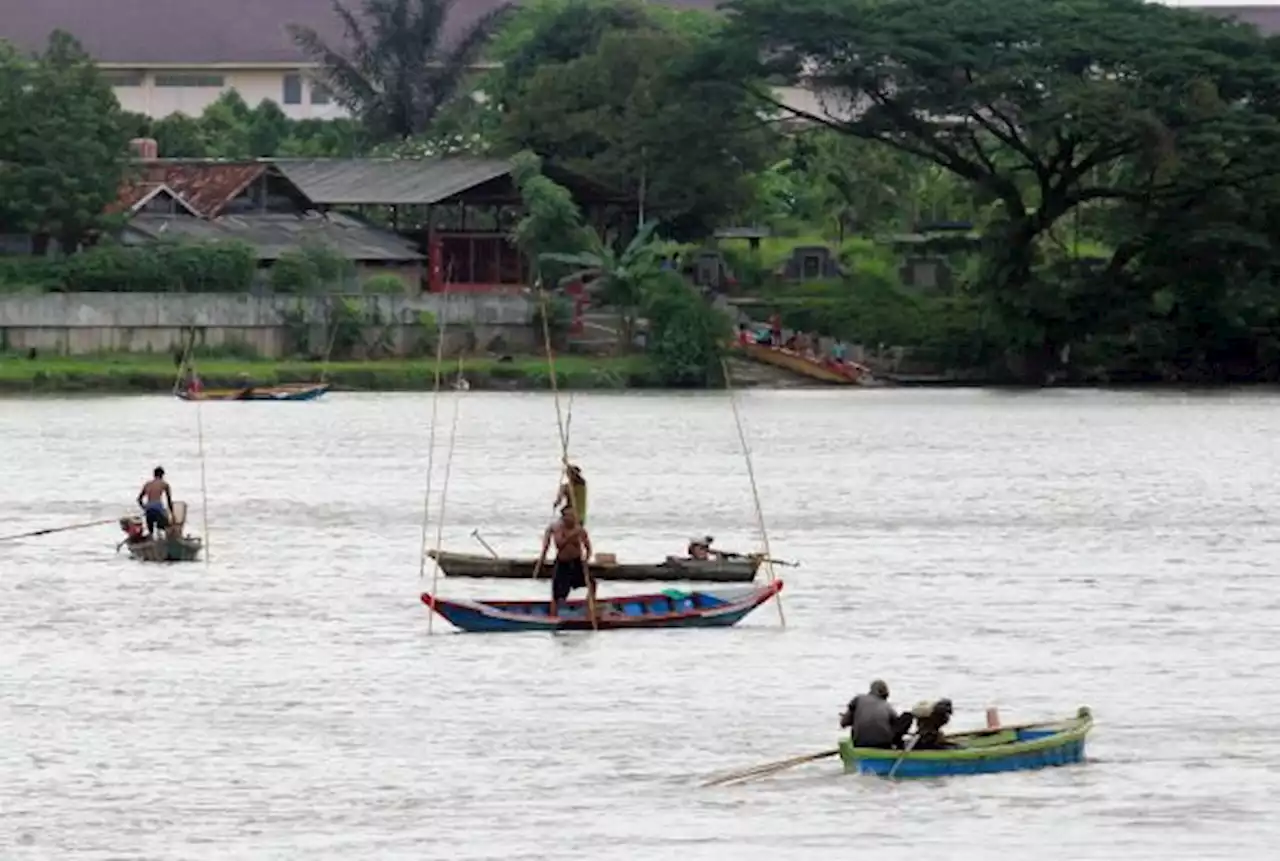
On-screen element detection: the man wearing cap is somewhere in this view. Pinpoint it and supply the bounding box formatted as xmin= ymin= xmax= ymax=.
xmin=840 ymin=679 xmax=907 ymax=749
xmin=911 ymin=699 xmax=956 ymax=750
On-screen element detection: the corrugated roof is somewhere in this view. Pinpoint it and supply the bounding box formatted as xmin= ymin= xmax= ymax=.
xmin=119 ymin=162 xmax=268 ymax=217
xmin=124 ymin=211 xmax=424 ymax=262
xmin=275 ymin=157 xmax=514 ymax=205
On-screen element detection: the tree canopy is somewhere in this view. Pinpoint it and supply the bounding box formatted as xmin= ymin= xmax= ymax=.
xmin=0 ymin=31 xmax=129 ymax=252
xmin=495 ymin=0 xmax=775 ymax=239
xmin=712 ymin=0 xmax=1280 ymax=379
xmin=289 ymin=0 xmax=511 ymax=143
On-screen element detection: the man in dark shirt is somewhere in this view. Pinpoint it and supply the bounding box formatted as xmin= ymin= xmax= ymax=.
xmin=840 ymin=679 xmax=909 ymax=749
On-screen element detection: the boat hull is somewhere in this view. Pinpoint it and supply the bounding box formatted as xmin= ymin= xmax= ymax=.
xmin=840 ymin=708 xmax=1093 ymax=779
xmin=737 ymin=343 xmax=871 ymax=385
xmin=177 ymin=383 xmax=329 ymax=402
xmin=421 ymin=580 xmax=783 ymax=633
xmin=428 ymin=550 xmax=761 ymax=583
xmin=126 ymin=536 xmax=203 ymax=562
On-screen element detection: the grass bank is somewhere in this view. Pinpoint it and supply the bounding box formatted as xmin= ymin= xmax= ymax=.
xmin=0 ymin=353 xmax=665 ymax=394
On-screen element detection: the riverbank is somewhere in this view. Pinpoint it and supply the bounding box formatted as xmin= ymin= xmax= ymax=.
xmin=0 ymin=354 xmax=666 ymax=393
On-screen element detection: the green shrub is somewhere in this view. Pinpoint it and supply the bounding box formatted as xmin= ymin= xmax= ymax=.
xmin=644 ymin=273 xmax=730 ymax=387
xmin=0 ymin=241 xmax=258 ymax=292
xmin=270 ymin=250 xmax=319 ymax=293
xmin=363 ymin=273 xmax=407 ymax=294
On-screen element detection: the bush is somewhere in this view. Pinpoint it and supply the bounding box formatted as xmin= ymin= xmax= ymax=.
xmin=0 ymin=241 xmax=257 ymax=292
xmin=363 ymin=273 xmax=407 ymax=294
xmin=269 ymin=245 xmax=357 ymax=293
xmin=644 ymin=273 xmax=731 ymax=387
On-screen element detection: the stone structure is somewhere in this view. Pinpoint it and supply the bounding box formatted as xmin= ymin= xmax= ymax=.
xmin=0 ymin=292 xmax=535 ymax=357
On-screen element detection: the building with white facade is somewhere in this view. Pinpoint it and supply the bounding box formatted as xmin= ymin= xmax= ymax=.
xmin=0 ymin=0 xmax=1275 ymax=121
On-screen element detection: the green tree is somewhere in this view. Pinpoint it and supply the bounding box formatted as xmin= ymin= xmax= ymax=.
xmin=497 ymin=3 xmax=775 ymax=238
xmin=511 ymin=151 xmax=593 ymax=284
xmin=0 ymin=31 xmax=129 ymax=252
xmin=542 ymin=220 xmax=665 ymax=352
xmin=715 ymin=0 xmax=1280 ymax=379
xmin=289 ymin=0 xmax=512 ymax=143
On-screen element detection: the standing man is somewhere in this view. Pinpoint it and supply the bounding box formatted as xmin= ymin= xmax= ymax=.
xmin=553 ymin=463 xmax=588 ymax=525
xmin=136 ymin=467 xmax=174 ymax=538
xmin=537 ymin=504 xmax=595 ymax=621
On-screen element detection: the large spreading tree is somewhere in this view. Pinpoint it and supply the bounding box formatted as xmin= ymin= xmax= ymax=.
xmin=711 ymin=0 xmax=1280 ymax=378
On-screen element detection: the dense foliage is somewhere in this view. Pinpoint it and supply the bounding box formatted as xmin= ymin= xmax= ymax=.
xmin=0 ymin=33 xmax=129 ymax=252
xmin=0 ymin=241 xmax=257 ymax=293
xmin=10 ymin=0 xmax=1280 ymax=382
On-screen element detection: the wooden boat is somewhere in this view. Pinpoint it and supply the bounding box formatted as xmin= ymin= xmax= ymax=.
xmin=420 ymin=581 xmax=783 ymax=633
xmin=428 ymin=550 xmax=762 ymax=583
xmin=840 ymin=707 xmax=1093 ymax=779
xmin=737 ymin=343 xmax=873 ymax=385
xmin=123 ymin=501 xmax=203 ymax=563
xmin=176 ymin=382 xmax=330 ymax=402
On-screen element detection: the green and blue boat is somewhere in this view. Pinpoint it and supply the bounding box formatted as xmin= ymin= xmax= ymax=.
xmin=840 ymin=706 xmax=1093 ymax=779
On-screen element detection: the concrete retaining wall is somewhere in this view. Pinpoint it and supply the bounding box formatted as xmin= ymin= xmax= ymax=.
xmin=0 ymin=292 xmax=537 ymax=357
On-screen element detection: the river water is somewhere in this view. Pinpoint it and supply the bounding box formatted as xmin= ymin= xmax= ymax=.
xmin=2 ymin=389 xmax=1279 ymax=860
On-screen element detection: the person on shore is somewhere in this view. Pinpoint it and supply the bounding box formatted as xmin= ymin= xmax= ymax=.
xmin=136 ymin=467 xmax=173 ymax=538
xmin=840 ymin=679 xmax=910 ymax=749
xmin=553 ymin=463 xmax=588 ymax=525
xmin=537 ymin=504 xmax=595 ymax=618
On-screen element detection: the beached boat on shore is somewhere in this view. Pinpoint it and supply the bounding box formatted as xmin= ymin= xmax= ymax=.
xmin=421 ymin=581 xmax=783 ymax=633
xmin=840 ymin=707 xmax=1093 ymax=779
xmin=737 ymin=343 xmax=874 ymax=385
xmin=176 ymin=382 xmax=329 ymax=402
xmin=428 ymin=549 xmax=762 ymax=583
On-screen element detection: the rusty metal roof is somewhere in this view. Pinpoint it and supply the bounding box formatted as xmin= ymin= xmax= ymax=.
xmin=118 ymin=162 xmax=268 ymax=218
xmin=124 ymin=211 xmax=424 ymax=262
xmin=275 ymin=157 xmax=514 ymax=206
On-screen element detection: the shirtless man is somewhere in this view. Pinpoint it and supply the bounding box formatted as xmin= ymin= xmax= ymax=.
xmin=136 ymin=466 xmax=174 ymax=538
xmin=537 ymin=504 xmax=595 ymax=620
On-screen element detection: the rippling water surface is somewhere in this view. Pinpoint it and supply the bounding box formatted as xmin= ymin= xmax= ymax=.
xmin=3 ymin=388 xmax=1280 ymax=860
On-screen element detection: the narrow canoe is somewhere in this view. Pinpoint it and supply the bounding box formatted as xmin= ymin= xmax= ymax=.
xmin=126 ymin=535 xmax=203 ymax=562
xmin=427 ymin=550 xmax=762 ymax=583
xmin=737 ymin=343 xmax=873 ymax=385
xmin=176 ymin=383 xmax=330 ymax=402
xmin=840 ymin=707 xmax=1093 ymax=779
xmin=420 ymin=580 xmax=783 ymax=633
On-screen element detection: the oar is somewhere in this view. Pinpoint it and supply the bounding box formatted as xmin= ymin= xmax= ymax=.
xmin=702 ymin=748 xmax=840 ymax=788
xmin=886 ymin=735 xmax=919 ymax=779
xmin=471 ymin=529 xmax=500 ymax=559
xmin=0 ymin=518 xmax=117 ymax=543
xmin=724 ymin=551 xmax=800 ymax=568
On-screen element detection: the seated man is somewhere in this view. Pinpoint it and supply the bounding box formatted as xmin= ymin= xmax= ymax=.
xmin=911 ymin=699 xmax=957 ymax=750
xmin=118 ymin=516 xmax=148 ymax=548
xmin=840 ymin=679 xmax=908 ymax=749
xmin=687 ymin=536 xmax=711 ymax=560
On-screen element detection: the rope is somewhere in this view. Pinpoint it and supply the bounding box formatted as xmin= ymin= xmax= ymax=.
xmin=416 ymin=298 xmax=450 ymax=589
xmin=318 ymin=297 xmax=343 ymax=384
xmin=196 ymin=400 xmax=211 ymax=568
xmin=720 ymin=357 xmax=785 ymax=628
xmin=427 ymin=352 xmax=467 ymax=635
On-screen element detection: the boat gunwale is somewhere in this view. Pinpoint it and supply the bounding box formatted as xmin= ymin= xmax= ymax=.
xmin=421 ymin=580 xmax=783 ymax=627
xmin=842 ymin=709 xmax=1092 ymax=763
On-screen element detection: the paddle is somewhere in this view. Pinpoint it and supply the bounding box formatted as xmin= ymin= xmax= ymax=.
xmin=703 ymin=748 xmax=840 ymax=788
xmin=886 ymin=735 xmax=919 ymax=779
xmin=0 ymin=518 xmax=117 ymax=543
xmin=471 ymin=529 xmax=500 ymax=559
xmin=721 ymin=551 xmax=800 ymax=568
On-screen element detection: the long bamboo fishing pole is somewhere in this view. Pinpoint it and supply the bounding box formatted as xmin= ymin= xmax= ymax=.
xmin=418 ymin=296 xmax=450 ymax=599
xmin=0 ymin=519 xmax=117 ymax=543
xmin=172 ymin=327 xmax=210 ymax=564
xmin=427 ymin=352 xmax=467 ymax=635
xmin=720 ymin=357 xmax=785 ymax=628
xmin=538 ymin=288 xmax=597 ymax=631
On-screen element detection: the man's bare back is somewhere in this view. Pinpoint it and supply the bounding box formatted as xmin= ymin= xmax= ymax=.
xmin=141 ymin=478 xmax=169 ymax=505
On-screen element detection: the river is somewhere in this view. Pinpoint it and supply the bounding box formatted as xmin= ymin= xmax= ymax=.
xmin=1 ymin=389 xmax=1278 ymax=860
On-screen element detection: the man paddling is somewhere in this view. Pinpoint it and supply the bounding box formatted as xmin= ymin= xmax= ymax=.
xmin=840 ymin=679 xmax=910 ymax=750
xmin=537 ymin=504 xmax=595 ymax=619
xmin=136 ymin=466 xmax=174 ymax=538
